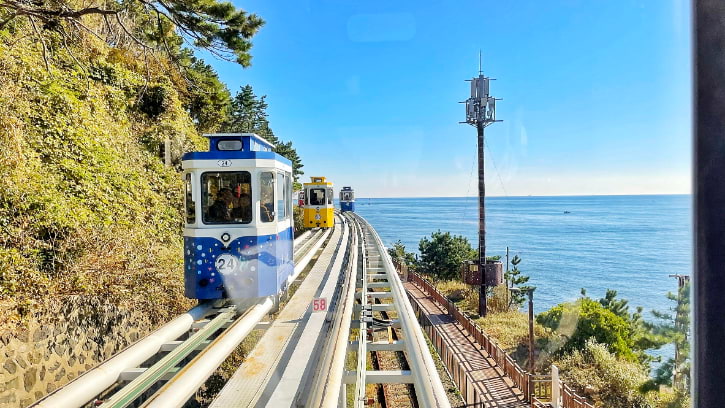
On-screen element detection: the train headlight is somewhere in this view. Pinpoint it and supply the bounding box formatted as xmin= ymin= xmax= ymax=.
xmin=221 ymin=233 xmax=231 ymax=242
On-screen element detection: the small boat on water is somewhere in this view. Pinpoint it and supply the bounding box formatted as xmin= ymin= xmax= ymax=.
xmin=564 ymin=211 xmax=571 ymax=214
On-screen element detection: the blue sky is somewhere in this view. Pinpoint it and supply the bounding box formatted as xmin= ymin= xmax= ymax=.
xmin=206 ymin=0 xmax=691 ymax=198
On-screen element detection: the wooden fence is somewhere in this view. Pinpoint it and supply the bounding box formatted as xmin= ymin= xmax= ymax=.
xmin=404 ymin=269 xmax=595 ymax=408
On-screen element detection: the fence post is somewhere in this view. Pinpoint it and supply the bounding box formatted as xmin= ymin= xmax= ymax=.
xmin=551 ymin=364 xmax=560 ymax=408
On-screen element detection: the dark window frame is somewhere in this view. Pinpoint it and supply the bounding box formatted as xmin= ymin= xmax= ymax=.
xmin=201 ymin=171 xmax=253 ymax=225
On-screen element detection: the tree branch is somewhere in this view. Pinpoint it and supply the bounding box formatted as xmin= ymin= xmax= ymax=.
xmin=28 ymin=15 xmax=50 ymax=73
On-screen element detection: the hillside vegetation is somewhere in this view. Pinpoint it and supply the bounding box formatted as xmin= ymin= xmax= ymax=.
xmin=0 ymin=2 xmax=300 ymax=327
xmin=0 ymin=25 xmax=206 ymax=324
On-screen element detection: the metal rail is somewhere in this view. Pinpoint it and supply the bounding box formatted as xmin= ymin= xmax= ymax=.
xmin=32 ymin=301 xmax=221 ymax=408
xmin=308 ymin=216 xmax=359 ymax=408
xmin=34 ymin=230 xmax=329 ymax=408
xmin=101 ymin=307 xmax=238 ymax=408
xmin=305 ymin=213 xmax=450 ymax=408
xmin=143 ymin=298 xmax=275 ymax=408
xmin=345 ymin=213 xmax=451 ymax=408
xmin=354 ymin=218 xmax=369 ymax=407
xmin=209 ymin=217 xmax=347 ymax=407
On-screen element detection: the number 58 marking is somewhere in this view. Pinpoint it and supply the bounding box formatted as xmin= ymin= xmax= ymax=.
xmin=312 ymin=298 xmax=327 ymax=312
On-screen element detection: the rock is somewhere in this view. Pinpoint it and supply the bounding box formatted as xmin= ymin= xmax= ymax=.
xmin=48 ymin=361 xmax=60 ymax=373
xmin=54 ymin=333 xmax=67 ymax=345
xmin=0 ymin=392 xmax=16 ymax=405
xmin=23 ymin=367 xmax=37 ymax=392
xmin=35 ymin=391 xmax=43 ymax=400
xmin=15 ymin=355 xmax=27 ymax=369
xmin=39 ymin=366 xmax=46 ymax=381
xmin=21 ymin=397 xmax=33 ymax=407
xmin=32 ymin=326 xmax=51 ymax=342
xmin=54 ymin=367 xmax=66 ymax=382
xmin=46 ymin=382 xmax=56 ymax=393
xmin=3 ymin=376 xmax=19 ymax=392
xmin=29 ymin=351 xmax=42 ymax=365
xmin=3 ymin=360 xmax=16 ymax=375
xmin=16 ymin=329 xmax=29 ymax=343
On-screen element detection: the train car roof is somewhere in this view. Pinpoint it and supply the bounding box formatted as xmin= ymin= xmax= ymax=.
xmin=303 ymin=176 xmax=333 ymax=186
xmin=181 ymin=150 xmax=292 ymax=166
xmin=203 ymin=133 xmax=275 ymax=149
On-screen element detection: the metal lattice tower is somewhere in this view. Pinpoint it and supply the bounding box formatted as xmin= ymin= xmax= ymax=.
xmin=461 ymin=52 xmax=501 ymax=317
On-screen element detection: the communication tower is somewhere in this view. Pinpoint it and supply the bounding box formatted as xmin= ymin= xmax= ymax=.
xmin=460 ymin=52 xmax=502 ymax=317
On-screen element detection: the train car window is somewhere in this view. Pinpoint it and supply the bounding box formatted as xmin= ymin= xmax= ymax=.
xmin=309 ymin=188 xmax=325 ymax=206
xmin=260 ymin=172 xmax=275 ymax=223
xmin=327 ymin=188 xmax=333 ymax=205
xmin=277 ymin=172 xmax=286 ymax=220
xmin=286 ymin=173 xmax=292 ymax=219
xmin=217 ymin=140 xmax=243 ymax=151
xmin=185 ymin=173 xmax=195 ymax=224
xmin=201 ymin=172 xmax=252 ymax=224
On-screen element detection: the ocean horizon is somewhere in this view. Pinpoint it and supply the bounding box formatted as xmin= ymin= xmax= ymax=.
xmin=351 ymin=194 xmax=692 ymax=317
xmin=357 ymin=193 xmax=691 ymax=199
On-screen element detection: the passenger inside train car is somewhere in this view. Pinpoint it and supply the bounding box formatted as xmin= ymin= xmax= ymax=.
xmin=202 ymin=172 xmax=253 ymax=224
xmin=309 ymin=188 xmax=325 ymax=206
xmin=231 ymin=183 xmax=252 ymax=221
xmin=260 ymin=171 xmax=275 ymax=222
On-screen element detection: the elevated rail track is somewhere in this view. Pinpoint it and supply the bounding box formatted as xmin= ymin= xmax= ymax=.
xmin=32 ymin=211 xmax=592 ymax=408
xmin=33 ymin=214 xmax=450 ymax=408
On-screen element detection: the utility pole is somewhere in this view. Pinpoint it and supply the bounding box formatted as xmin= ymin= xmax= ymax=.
xmin=511 ymin=286 xmax=536 ymax=373
xmin=461 ymin=52 xmax=502 ymax=317
xmin=668 ymin=274 xmax=690 ymax=391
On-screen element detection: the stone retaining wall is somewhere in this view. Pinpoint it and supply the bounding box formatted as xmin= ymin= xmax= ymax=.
xmin=0 ymin=297 xmax=155 ymax=408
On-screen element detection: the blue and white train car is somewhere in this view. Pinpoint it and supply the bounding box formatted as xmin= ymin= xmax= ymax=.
xmin=182 ymin=133 xmax=294 ymax=300
xmin=339 ymin=186 xmax=355 ymax=212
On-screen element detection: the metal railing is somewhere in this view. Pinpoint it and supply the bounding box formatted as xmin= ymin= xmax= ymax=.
xmin=404 ymin=270 xmax=595 ymax=408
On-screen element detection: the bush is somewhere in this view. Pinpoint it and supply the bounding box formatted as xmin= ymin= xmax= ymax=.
xmin=0 ymin=24 xmax=203 ymax=326
xmin=555 ymin=339 xmax=653 ymax=408
xmin=537 ymin=298 xmax=639 ymax=361
xmin=418 ymin=230 xmax=476 ymax=280
xmin=293 ymin=206 xmax=309 ymax=237
xmin=387 ymin=240 xmax=417 ymax=271
xmin=436 ymin=280 xmax=470 ymax=303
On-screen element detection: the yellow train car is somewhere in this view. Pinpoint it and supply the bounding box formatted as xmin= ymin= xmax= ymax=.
xmin=303 ymin=177 xmax=335 ymax=228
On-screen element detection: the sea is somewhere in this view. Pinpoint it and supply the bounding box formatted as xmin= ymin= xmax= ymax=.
xmin=352 ymin=195 xmax=692 ymax=319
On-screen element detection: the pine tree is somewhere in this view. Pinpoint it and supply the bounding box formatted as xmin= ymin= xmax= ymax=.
xmin=645 ymin=281 xmax=691 ymax=394
xmin=506 ymin=255 xmax=530 ymax=307
xmin=0 ymin=0 xmax=264 ymax=66
xmin=224 ymin=85 xmax=304 ymax=181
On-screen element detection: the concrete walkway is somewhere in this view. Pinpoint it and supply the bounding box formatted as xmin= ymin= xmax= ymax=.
xmin=404 ymin=282 xmax=529 ymax=408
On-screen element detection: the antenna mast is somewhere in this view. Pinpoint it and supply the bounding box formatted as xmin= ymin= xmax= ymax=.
xmin=461 ymin=54 xmax=502 ymax=317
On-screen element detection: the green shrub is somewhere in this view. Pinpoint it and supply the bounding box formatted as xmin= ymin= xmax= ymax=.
xmin=0 ymin=24 xmax=204 ymax=326
xmin=555 ymin=339 xmax=653 ymax=408
xmin=537 ymin=298 xmax=639 ymax=361
xmin=418 ymin=230 xmax=476 ymax=280
xmin=293 ymin=206 xmax=309 ymax=237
